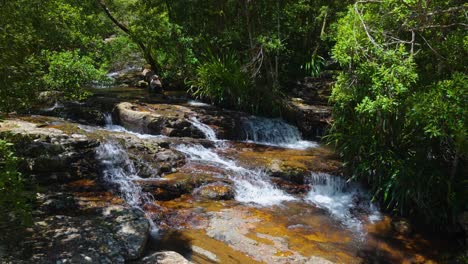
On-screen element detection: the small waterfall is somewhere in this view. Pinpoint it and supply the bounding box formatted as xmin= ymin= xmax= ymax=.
xmin=305 ymin=172 xmax=381 ymax=233
xmin=175 ymin=144 xmax=296 ymax=206
xmin=241 ymin=117 xmax=318 ymax=149
xmin=102 ymin=113 xmax=163 ymax=139
xmin=41 ymin=102 xmax=64 ymax=112
xmin=96 ymin=141 xmax=158 ymax=233
xmin=189 ymin=117 xmax=217 ymax=141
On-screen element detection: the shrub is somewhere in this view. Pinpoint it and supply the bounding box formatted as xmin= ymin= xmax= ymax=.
xmin=0 ymin=138 xmax=31 ymax=226
xmin=43 ymin=50 xmax=109 ymax=100
xmin=188 ymin=51 xmax=281 ymax=115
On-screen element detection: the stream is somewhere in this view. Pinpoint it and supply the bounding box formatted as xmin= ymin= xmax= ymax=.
xmin=1 ymin=87 xmax=452 ymax=263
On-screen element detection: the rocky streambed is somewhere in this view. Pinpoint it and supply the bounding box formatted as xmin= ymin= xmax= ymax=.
xmin=0 ymin=87 xmax=459 ymax=263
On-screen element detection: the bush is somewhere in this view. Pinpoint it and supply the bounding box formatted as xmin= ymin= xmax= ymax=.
xmin=328 ymin=1 xmax=467 ymax=227
xmin=43 ymin=50 xmax=109 ymax=100
xmin=188 ymin=51 xmax=281 ymax=115
xmin=0 ymin=138 xmax=31 ymax=226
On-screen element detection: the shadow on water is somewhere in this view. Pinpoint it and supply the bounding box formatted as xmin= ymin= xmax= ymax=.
xmin=143 ymin=230 xmax=194 ymax=260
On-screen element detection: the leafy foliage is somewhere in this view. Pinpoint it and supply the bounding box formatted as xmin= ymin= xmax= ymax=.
xmin=188 ymin=51 xmax=281 ymax=114
xmin=329 ymin=0 xmax=467 ymax=226
xmin=0 ymin=139 xmax=31 ymax=226
xmin=43 ymin=50 xmax=109 ymax=100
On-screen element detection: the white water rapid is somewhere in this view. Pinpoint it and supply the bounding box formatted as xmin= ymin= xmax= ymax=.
xmin=175 ymin=144 xmax=296 ymax=206
xmin=305 ymin=172 xmax=381 ymax=233
xmin=241 ymin=117 xmax=318 ymax=149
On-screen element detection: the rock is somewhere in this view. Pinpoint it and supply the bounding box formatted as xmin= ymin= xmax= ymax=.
xmin=193 ymin=182 xmax=234 ymax=200
xmin=102 ymin=206 xmax=150 ymax=260
xmin=0 ymin=119 xmax=100 ymax=184
xmin=236 ymin=145 xmax=341 ymax=184
xmin=38 ymin=193 xmax=78 ymax=216
xmin=392 ymin=219 xmax=412 ymax=235
xmin=282 ymin=99 xmax=331 ymax=140
xmin=114 ymin=102 xmax=204 ymax=137
xmin=23 ymin=205 xmax=150 ymax=263
xmin=149 ymin=75 xmax=163 ymax=93
xmin=37 ymin=91 xmax=64 ymax=109
xmin=138 ymin=251 xmax=191 ymax=264
xmin=138 ymin=80 xmax=149 ymax=88
xmin=281 ymin=77 xmax=334 ymax=139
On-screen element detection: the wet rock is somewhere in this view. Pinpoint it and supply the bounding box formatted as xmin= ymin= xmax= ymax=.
xmin=191 ymin=108 xmax=246 ymax=140
xmin=392 ymin=218 xmax=412 ymax=235
xmin=206 ymin=209 xmax=334 ymax=264
xmin=123 ymin=139 xmax=186 ymax=178
xmin=138 ymin=251 xmax=191 ymax=264
xmin=193 ymin=182 xmax=234 ymax=200
xmin=236 ymin=145 xmax=341 ymax=184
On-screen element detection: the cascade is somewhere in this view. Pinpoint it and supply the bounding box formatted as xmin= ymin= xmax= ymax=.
xmin=96 ymin=141 xmax=159 ymax=234
xmin=188 ymin=117 xmax=217 ymax=141
xmin=175 ymin=144 xmax=296 ymax=206
xmin=241 ymin=117 xmax=318 ymax=149
xmin=305 ymin=172 xmax=381 ymax=233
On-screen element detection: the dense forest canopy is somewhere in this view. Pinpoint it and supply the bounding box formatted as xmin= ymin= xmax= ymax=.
xmin=0 ymin=0 xmax=467 ymax=229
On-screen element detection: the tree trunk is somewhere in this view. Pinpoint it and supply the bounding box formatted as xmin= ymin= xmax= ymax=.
xmin=96 ymin=0 xmax=159 ymax=72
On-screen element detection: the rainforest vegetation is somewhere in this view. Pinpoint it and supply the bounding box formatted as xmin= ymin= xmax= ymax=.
xmin=0 ymin=0 xmax=467 ymax=230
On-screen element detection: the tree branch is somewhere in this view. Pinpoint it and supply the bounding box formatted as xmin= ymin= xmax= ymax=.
xmin=96 ymin=0 xmax=159 ymax=72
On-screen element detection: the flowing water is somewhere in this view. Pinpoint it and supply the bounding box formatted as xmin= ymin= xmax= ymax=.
xmin=188 ymin=117 xmax=218 ymax=141
xmin=175 ymin=144 xmax=297 ymax=206
xmin=96 ymin=140 xmax=159 ymax=234
xmin=77 ymin=87 xmax=447 ymax=263
xmin=241 ymin=116 xmax=318 ymax=149
xmin=306 ymin=172 xmax=381 ymax=234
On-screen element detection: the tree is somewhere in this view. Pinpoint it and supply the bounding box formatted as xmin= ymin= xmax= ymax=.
xmin=329 ymin=0 xmax=467 ymax=226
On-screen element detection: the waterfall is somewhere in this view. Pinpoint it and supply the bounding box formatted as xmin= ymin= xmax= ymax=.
xmin=96 ymin=141 xmax=158 ymax=233
xmin=241 ymin=117 xmax=318 ymax=149
xmin=189 ymin=117 xmax=217 ymax=141
xmin=305 ymin=172 xmax=381 ymax=233
xmin=175 ymin=144 xmax=296 ymax=206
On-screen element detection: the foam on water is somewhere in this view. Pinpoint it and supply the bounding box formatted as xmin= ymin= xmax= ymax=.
xmin=305 ymin=172 xmax=381 ymax=233
xmin=241 ymin=117 xmax=318 ymax=150
xmin=175 ymin=144 xmax=296 ymax=206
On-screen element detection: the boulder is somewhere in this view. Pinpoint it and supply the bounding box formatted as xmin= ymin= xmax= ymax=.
xmin=24 ymin=206 xmax=150 ymax=263
xmin=114 ymin=102 xmax=204 ymax=137
xmin=282 ymin=98 xmax=332 ymax=140
xmin=0 ymin=119 xmax=100 ymax=184
xmin=193 ymin=182 xmax=234 ymax=200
